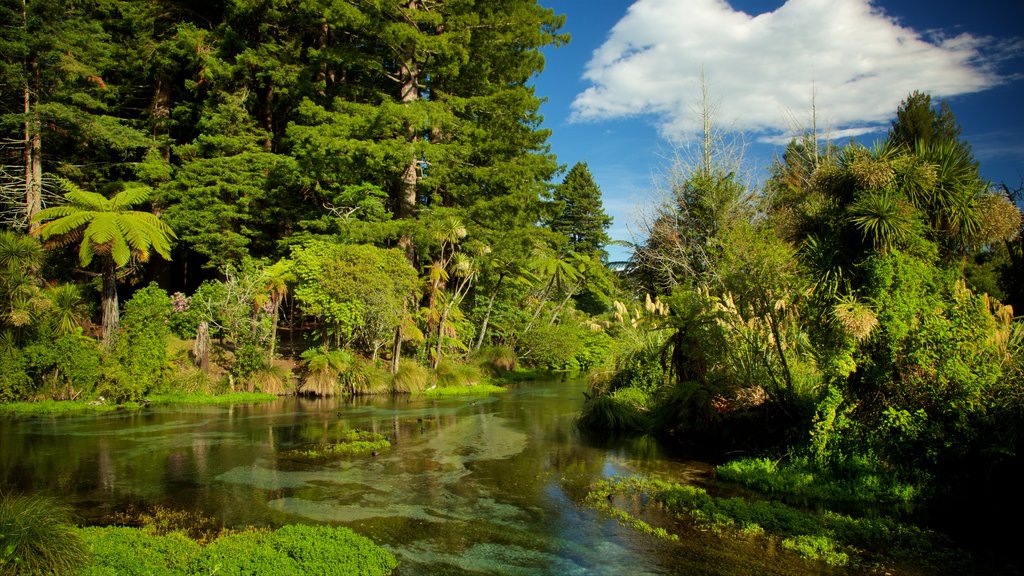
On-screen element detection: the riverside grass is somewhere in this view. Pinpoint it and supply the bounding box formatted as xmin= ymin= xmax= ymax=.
xmin=0 ymin=494 xmax=89 ymax=575
xmin=0 ymin=392 xmax=277 ymax=416
xmin=586 ymin=476 xmax=963 ymax=571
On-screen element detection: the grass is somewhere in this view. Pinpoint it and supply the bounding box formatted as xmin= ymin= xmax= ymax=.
xmin=418 ymin=383 xmax=507 ymax=398
xmin=146 ymin=392 xmax=279 ymax=406
xmin=0 ymin=399 xmax=144 ymax=416
xmin=715 ymin=456 xmax=922 ymax=503
xmin=0 ymin=493 xmax=90 ymax=576
xmin=279 ymin=430 xmax=391 ymax=461
xmin=586 ymin=476 xmax=962 ymax=570
xmin=0 ymin=392 xmax=278 ymax=416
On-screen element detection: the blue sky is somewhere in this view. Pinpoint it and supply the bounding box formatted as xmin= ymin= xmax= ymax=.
xmin=532 ymin=0 xmax=1024 ymax=262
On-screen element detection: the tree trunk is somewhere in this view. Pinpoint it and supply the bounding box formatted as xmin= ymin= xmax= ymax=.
xmin=390 ymin=324 xmax=402 ymax=374
xmin=101 ymin=257 xmax=119 ymax=347
xmin=475 ymin=273 xmax=506 ymax=351
xmin=151 ymin=73 xmax=172 ymax=161
xmin=194 ymin=321 xmax=211 ymax=374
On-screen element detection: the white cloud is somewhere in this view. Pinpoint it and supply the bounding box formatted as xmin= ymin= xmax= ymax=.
xmin=571 ymin=0 xmax=1005 ymax=141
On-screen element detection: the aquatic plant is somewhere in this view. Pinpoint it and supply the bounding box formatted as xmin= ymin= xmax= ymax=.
xmin=0 ymin=493 xmax=89 ymax=576
xmin=280 ymin=430 xmax=391 ymax=461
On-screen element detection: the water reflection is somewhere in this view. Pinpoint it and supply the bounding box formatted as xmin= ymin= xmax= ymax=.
xmin=1 ymin=379 xmax=840 ymax=575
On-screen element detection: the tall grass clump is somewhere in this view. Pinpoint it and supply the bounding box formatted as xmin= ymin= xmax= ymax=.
xmin=432 ymin=359 xmax=482 ymax=388
xmin=391 ymin=359 xmax=430 ymax=393
xmin=0 ymin=493 xmax=89 ymax=576
xmin=299 ymin=349 xmax=351 ymax=396
xmin=577 ymin=386 xmax=651 ymax=433
xmin=472 ymin=345 xmax=517 ymax=376
xmin=247 ymin=363 xmax=292 ymax=396
xmin=345 ymin=357 xmax=391 ymax=395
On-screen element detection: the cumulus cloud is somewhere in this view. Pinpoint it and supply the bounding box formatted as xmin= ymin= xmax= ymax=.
xmin=571 ymin=0 xmax=1006 ymax=142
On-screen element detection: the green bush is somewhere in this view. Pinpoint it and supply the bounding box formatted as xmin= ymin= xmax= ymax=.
xmin=0 ymin=493 xmax=89 ymax=576
xmin=189 ymin=525 xmax=397 ymax=576
xmin=19 ymin=334 xmax=102 ymax=400
xmin=106 ymin=284 xmax=173 ymax=400
xmin=79 ymin=526 xmax=200 ymax=576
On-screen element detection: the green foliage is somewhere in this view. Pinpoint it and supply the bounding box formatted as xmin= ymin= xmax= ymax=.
xmin=390 ymin=359 xmax=430 ymax=394
xmin=188 ymin=525 xmax=397 ymax=576
xmin=432 ymin=360 xmax=483 ymax=388
xmin=281 ymin=430 xmax=391 ymax=461
xmin=548 ymin=161 xmax=613 ymax=258
xmin=79 ymin=524 xmax=397 ymax=576
xmin=20 ymin=333 xmax=102 ymax=400
xmin=716 ymin=456 xmax=921 ymax=504
xmin=79 ymin=527 xmax=200 ymax=576
xmin=107 ymin=284 xmax=172 ymax=400
xmin=0 ymin=493 xmax=89 ymax=576
xmin=299 ymin=348 xmax=352 ymax=397
xmin=420 ymin=383 xmax=507 ymax=398
xmin=291 ymin=242 xmax=417 ymax=353
xmin=471 ymin=345 xmax=518 ymax=376
xmin=587 ymin=476 xmax=956 ymax=570
xmin=577 ymin=386 xmax=651 ymax=433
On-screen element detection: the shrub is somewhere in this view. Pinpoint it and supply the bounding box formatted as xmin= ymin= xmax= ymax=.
xmin=0 ymin=493 xmax=89 ymax=576
xmin=79 ymin=526 xmax=200 ymax=576
xmin=21 ymin=334 xmax=102 ymax=400
xmin=189 ymin=525 xmax=397 ymax=576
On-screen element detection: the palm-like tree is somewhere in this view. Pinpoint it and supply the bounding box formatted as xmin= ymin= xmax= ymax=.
xmin=32 ymin=179 xmax=175 ymax=346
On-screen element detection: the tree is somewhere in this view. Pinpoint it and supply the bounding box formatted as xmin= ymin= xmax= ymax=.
xmin=888 ymin=91 xmax=968 ymax=154
xmin=32 ymin=179 xmax=175 ymax=345
xmin=549 ymin=162 xmax=613 ymax=258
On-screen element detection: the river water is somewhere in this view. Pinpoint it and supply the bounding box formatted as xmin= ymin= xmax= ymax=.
xmin=1 ymin=378 xmax=845 ymax=575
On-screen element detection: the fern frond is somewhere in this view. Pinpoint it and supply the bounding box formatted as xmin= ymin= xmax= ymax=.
xmin=110 ymin=186 xmax=152 ymax=210
xmin=36 ymin=212 xmax=92 ymax=240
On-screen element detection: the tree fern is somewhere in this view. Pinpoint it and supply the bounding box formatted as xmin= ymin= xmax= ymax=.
xmin=32 ymin=177 xmax=175 ymax=345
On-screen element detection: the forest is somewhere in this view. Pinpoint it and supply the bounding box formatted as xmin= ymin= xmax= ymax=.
xmin=1 ymin=0 xmax=1024 ymax=573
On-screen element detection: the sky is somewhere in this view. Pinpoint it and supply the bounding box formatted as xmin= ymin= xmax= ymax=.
xmin=532 ymin=0 xmax=1024 ymax=263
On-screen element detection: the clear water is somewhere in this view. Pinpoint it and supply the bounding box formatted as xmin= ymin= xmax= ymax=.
xmin=0 ymin=378 xmax=843 ymax=575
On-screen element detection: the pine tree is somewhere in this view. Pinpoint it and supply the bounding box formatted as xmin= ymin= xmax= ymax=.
xmin=549 ymin=162 xmax=613 ymax=258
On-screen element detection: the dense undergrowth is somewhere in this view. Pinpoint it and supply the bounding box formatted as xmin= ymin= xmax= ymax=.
xmin=0 ymin=495 xmax=397 ymax=576
xmin=586 ymin=476 xmax=962 ymax=571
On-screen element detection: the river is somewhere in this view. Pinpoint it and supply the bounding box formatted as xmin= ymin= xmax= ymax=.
xmin=1 ymin=378 xmax=852 ymax=575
